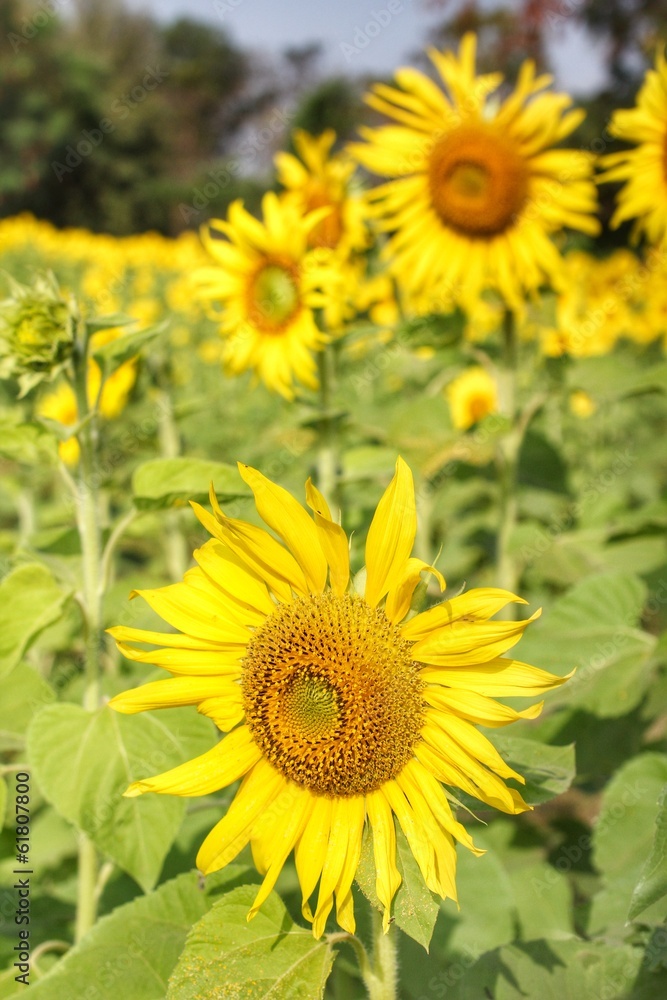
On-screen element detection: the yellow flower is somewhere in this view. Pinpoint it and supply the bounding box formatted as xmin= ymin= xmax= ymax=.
xmin=276 ymin=129 xmax=369 ymax=258
xmin=349 ymin=33 xmax=599 ymax=311
xmin=194 ymin=193 xmax=340 ymax=399
xmin=446 ymin=366 xmax=498 ymax=429
xmin=600 ymin=48 xmax=667 ymax=245
xmin=37 ymin=344 xmax=136 ymax=465
xmin=109 ymin=459 xmax=567 ymax=938
xmin=569 ymin=390 xmax=597 ymax=419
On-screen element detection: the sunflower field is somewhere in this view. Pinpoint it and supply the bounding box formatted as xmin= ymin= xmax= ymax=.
xmin=2 ymin=27 xmax=667 ymax=1000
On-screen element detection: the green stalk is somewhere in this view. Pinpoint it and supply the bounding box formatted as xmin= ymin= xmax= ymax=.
xmin=315 ymin=345 xmax=338 ymax=509
xmin=156 ymin=388 xmax=188 ymax=581
xmin=365 ymin=911 xmax=399 ymax=1000
xmin=495 ymin=310 xmax=520 ymax=608
xmin=71 ymin=326 xmax=102 ymax=940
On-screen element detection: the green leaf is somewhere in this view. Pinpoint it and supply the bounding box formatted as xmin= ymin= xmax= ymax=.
xmin=0 ymin=663 xmax=55 ymax=750
xmin=92 ymin=322 xmax=165 ymax=372
xmin=19 ymin=867 xmax=258 ymax=1000
xmin=27 ymin=703 xmax=214 ymax=890
xmin=166 ymin=884 xmax=335 ymax=1000
xmin=0 ymin=565 xmax=72 ymax=680
xmin=132 ymin=457 xmax=251 ymax=510
xmin=590 ymin=753 xmax=667 ymax=935
xmin=86 ymin=313 xmax=135 ymax=334
xmin=489 ymin=735 xmax=576 ymax=804
xmin=518 ymin=431 xmax=569 ymax=494
xmin=0 ymin=777 xmax=6 ymax=832
xmin=629 ymin=784 xmax=667 ymax=921
xmin=516 ymin=572 xmax=656 ymax=717
xmin=444 ymin=938 xmax=665 ymax=1000
xmin=0 ymin=419 xmax=59 ymax=465
xmin=355 ymin=822 xmax=440 ymax=950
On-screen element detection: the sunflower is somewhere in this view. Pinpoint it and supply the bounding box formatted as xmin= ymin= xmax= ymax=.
xmin=349 ymin=33 xmax=600 ymax=311
xmin=109 ymin=459 xmax=568 ymax=938
xmin=446 ymin=366 xmax=498 ymax=430
xmin=599 ymin=48 xmax=667 ymax=246
xmin=194 ymin=192 xmax=341 ymax=399
xmin=276 ymin=129 xmax=369 ymax=258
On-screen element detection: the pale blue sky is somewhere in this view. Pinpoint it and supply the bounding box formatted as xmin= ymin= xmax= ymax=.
xmin=125 ymin=0 xmax=609 ymax=95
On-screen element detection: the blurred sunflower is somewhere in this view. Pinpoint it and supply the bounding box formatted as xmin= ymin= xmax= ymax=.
xmin=195 ymin=193 xmax=342 ymax=399
xmin=349 ymin=33 xmax=599 ymax=310
xmin=276 ymin=129 xmax=369 ymax=258
xmin=446 ymin=366 xmax=498 ymax=430
xmin=599 ymin=48 xmax=667 ymax=245
xmin=37 ymin=359 xmax=136 ymax=465
xmin=109 ymin=459 xmax=568 ymax=938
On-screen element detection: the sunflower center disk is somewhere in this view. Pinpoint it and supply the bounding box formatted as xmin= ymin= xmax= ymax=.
xmin=249 ymin=263 xmax=300 ymax=332
xmin=428 ymin=124 xmax=530 ymax=237
xmin=242 ymin=592 xmax=424 ymax=796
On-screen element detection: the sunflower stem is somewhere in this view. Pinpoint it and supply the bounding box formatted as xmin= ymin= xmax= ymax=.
xmin=156 ymin=388 xmax=188 ymax=581
xmin=71 ymin=324 xmax=103 ymax=940
xmin=364 ymin=910 xmax=399 ymax=1000
xmin=315 ymin=345 xmax=339 ymax=510
xmin=495 ymin=309 xmax=520 ymax=613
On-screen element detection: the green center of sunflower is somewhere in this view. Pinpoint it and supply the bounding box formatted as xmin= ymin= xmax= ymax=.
xmin=248 ymin=263 xmax=300 ymax=333
xmin=428 ymin=124 xmax=530 ymax=238
xmin=242 ymin=592 xmax=424 ymax=796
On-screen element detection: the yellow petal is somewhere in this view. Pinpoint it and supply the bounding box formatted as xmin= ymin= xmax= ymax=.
xmin=425 ymin=709 xmax=524 ymax=783
xmin=366 ymin=789 xmax=402 ymax=931
xmin=421 ymin=657 xmax=573 ymax=697
xmin=107 ymin=625 xmax=230 ymax=651
xmin=411 ymin=610 xmax=541 ymax=666
xmin=131 ymin=571 xmax=252 ymax=645
xmin=423 ymin=687 xmax=543 ymax=727
xmin=113 ymin=641 xmax=243 ymax=677
xmin=382 ymin=779 xmax=440 ymax=897
xmin=238 ymin=464 xmax=327 ymax=594
xmin=197 ymin=760 xmax=286 ymax=874
xmin=191 ymin=494 xmax=307 ymax=600
xmin=109 ymin=677 xmax=236 ymax=714
xmin=385 ymin=557 xmax=446 ymax=624
xmin=197 ymin=695 xmax=244 ymax=732
xmin=248 ymin=785 xmax=311 ymax=920
xmin=295 ymin=796 xmax=332 ymax=922
xmin=193 ymin=538 xmax=275 ymax=618
xmin=364 ymin=457 xmax=416 ymax=607
xmin=401 ymin=588 xmax=528 ymax=641
xmin=305 ymin=478 xmax=350 ymax=596
xmin=312 ymin=798 xmax=350 ymax=938
xmin=123 ymin=725 xmax=260 ymax=798
xmin=395 ymin=767 xmax=458 ymax=901
xmin=333 ymin=796 xmax=365 ymax=934
xmin=400 ymin=759 xmax=484 ymax=857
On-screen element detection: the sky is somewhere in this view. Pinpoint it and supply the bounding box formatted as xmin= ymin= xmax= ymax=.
xmin=125 ymin=0 xmax=609 ymax=95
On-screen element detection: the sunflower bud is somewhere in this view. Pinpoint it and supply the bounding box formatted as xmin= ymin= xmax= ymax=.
xmin=0 ymin=273 xmax=78 ymax=396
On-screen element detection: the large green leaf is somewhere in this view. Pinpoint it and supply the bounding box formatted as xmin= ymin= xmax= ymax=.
xmin=132 ymin=457 xmax=251 ymax=510
xmin=516 ymin=573 xmax=656 ymax=717
xmin=18 ymin=867 xmax=258 ymax=1000
xmin=27 ymin=704 xmax=214 ymax=890
xmin=0 ymin=663 xmax=55 ymax=750
xmin=0 ymin=565 xmax=72 ymax=680
xmin=0 ymin=419 xmax=58 ymax=465
xmin=443 ymin=938 xmax=666 ymax=1000
xmin=488 ymin=735 xmax=576 ymax=804
xmin=629 ymin=784 xmax=667 ymax=921
xmin=166 ymin=884 xmax=335 ymax=999
xmin=355 ymin=821 xmax=440 ymax=950
xmin=590 ymin=753 xmax=667 ymax=934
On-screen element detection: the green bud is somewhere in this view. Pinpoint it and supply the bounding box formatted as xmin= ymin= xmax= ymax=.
xmin=0 ymin=272 xmax=79 ymax=396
